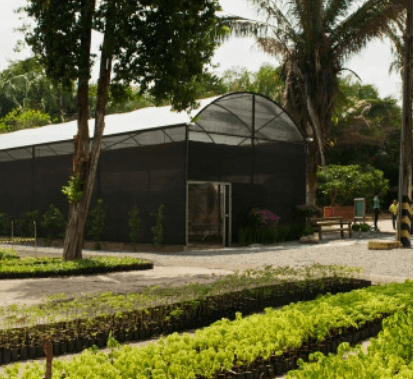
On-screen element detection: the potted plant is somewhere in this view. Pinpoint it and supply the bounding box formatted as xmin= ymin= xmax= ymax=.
xmin=293 ymin=204 xmax=323 ymax=225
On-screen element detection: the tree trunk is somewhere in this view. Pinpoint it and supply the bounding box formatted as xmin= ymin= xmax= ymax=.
xmin=63 ymin=2 xmax=114 ymax=261
xmin=403 ymin=2 xmax=413 ymax=199
xmin=63 ymin=0 xmax=96 ymax=261
xmin=306 ymin=141 xmax=319 ymax=205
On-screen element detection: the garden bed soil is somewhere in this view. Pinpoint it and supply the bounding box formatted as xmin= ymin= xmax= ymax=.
xmin=0 ymin=264 xmax=233 ymax=307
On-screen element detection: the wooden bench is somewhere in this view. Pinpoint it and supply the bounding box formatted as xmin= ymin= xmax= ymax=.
xmin=310 ymin=217 xmax=352 ymax=240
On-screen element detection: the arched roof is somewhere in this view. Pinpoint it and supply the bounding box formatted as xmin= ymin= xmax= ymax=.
xmin=0 ymin=92 xmax=303 ymax=161
xmin=190 ymin=92 xmax=304 ymax=145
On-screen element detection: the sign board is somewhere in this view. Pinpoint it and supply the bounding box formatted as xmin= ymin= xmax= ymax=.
xmin=354 ymin=198 xmax=366 ymax=221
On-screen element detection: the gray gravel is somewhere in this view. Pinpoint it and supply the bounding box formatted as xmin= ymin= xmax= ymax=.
xmin=5 ymin=221 xmax=412 ymax=282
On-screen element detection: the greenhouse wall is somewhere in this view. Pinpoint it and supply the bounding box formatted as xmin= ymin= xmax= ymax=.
xmin=187 ymin=140 xmax=306 ymax=241
xmin=0 ymin=142 xmax=187 ymax=244
xmin=95 ymin=142 xmax=187 ymax=244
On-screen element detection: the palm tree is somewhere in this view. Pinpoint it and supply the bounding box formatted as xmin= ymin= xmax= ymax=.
xmin=384 ymin=3 xmax=412 ymax=206
xmin=384 ymin=18 xmax=405 ymax=76
xmin=223 ymin=0 xmax=407 ymax=204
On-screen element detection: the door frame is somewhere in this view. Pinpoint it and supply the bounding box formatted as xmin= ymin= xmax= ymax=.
xmin=186 ymin=180 xmax=232 ymax=247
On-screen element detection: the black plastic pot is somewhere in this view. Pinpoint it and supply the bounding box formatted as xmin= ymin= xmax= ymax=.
xmin=2 ymin=349 xmax=11 ymax=364
xmin=67 ymin=340 xmax=75 ymax=353
xmin=52 ymin=341 xmax=60 ymax=356
xmin=28 ymin=345 xmax=36 ymax=359
xmin=59 ymin=340 xmax=67 ymax=355
xmin=36 ymin=344 xmax=45 ymax=358
xmin=10 ymin=348 xmax=19 ymax=361
xmin=19 ymin=346 xmax=28 ymax=360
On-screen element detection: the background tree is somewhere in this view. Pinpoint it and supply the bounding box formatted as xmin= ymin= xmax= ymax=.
xmin=0 ymin=108 xmax=50 ymax=133
xmin=0 ymin=57 xmax=77 ymax=122
xmin=317 ymin=164 xmax=389 ymax=207
xmin=221 ymin=64 xmax=285 ymax=102
xmin=224 ymin=0 xmax=407 ymax=205
xmin=25 ymin=0 xmax=225 ymax=260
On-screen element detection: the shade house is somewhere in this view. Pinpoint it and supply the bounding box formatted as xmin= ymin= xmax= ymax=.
xmin=0 ymin=92 xmax=306 ymax=246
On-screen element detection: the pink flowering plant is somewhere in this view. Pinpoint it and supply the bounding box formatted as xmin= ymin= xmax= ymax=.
xmin=248 ymin=208 xmax=280 ymax=229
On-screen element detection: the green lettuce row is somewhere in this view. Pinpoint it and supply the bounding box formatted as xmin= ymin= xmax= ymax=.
xmin=0 ymin=256 xmax=153 ymax=279
xmin=286 ymin=307 xmax=413 ymax=379
xmin=0 ymin=280 xmax=411 ymax=379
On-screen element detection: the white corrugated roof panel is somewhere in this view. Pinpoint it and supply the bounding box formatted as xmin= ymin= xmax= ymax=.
xmin=0 ymin=96 xmax=219 ymax=151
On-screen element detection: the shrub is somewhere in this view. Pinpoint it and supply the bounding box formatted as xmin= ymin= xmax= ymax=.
xmin=238 ymin=226 xmax=255 ymax=246
xmin=360 ymin=223 xmax=370 ymax=232
xmin=41 ymin=204 xmax=66 ymax=241
xmin=128 ymin=205 xmax=141 ymax=245
xmin=0 ymin=108 xmax=50 ymax=133
xmin=302 ymin=225 xmax=315 ymax=236
xmin=86 ymin=199 xmax=106 ymax=250
xmin=294 ymin=204 xmax=323 ymax=219
xmin=0 ymin=212 xmax=10 ymax=235
xmin=352 ymin=223 xmax=370 ymax=232
xmin=14 ymin=210 xmax=39 ymax=237
xmin=238 ymin=223 xmax=307 ymax=246
xmin=151 ymin=204 xmax=164 ymax=245
xmin=246 ymin=208 xmax=280 ymax=229
xmin=352 ymin=223 xmax=361 ymax=231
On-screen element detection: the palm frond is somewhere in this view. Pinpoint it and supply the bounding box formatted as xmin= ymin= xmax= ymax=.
xmin=382 ymin=17 xmax=405 ymax=75
xmin=331 ymin=0 xmax=406 ymax=61
xmin=244 ymin=0 xmax=299 ymax=41
xmin=256 ymin=37 xmax=291 ymax=59
xmin=323 ymin=0 xmax=354 ymax=31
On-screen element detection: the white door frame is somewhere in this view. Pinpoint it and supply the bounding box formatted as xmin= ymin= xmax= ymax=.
xmin=186 ymin=180 xmax=232 ymax=246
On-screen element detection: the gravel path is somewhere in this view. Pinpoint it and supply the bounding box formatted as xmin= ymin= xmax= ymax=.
xmin=2 ymin=220 xmax=412 ymax=280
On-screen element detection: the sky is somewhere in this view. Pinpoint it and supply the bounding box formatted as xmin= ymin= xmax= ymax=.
xmin=0 ymin=0 xmax=402 ymax=101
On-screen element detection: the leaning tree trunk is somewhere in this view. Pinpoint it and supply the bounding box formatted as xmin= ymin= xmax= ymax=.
xmin=63 ymin=5 xmax=114 ymax=261
xmin=62 ymin=0 xmax=96 ymax=261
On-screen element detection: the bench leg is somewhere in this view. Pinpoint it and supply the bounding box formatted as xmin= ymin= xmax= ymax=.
xmin=318 ymin=227 xmax=322 ymax=241
xmin=340 ymin=224 xmax=344 ymax=238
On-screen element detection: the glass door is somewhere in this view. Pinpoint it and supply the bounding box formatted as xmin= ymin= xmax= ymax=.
xmin=186 ymin=181 xmax=231 ymax=247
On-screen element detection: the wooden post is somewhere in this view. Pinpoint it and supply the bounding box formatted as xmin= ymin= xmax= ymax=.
xmin=42 ymin=335 xmax=53 ymax=379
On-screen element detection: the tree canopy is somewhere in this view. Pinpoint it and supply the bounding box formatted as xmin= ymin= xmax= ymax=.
xmin=23 ymin=0 xmax=226 ymax=260
xmin=317 ymin=164 xmax=389 ymax=207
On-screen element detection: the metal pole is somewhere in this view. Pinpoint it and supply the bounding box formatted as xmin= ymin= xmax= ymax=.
xmin=11 ymin=220 xmax=13 ymax=250
xmin=34 ymin=221 xmax=37 ymax=248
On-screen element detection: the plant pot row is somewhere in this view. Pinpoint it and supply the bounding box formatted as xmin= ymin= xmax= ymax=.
xmin=0 ymin=277 xmax=372 ymax=365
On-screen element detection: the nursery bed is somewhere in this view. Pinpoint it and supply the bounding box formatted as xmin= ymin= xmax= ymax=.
xmin=0 ymin=280 xmax=411 ymax=378
xmin=0 ymin=274 xmax=372 ymax=365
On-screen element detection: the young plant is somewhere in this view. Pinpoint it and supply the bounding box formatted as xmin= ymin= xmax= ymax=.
xmin=0 ymin=212 xmax=10 ymax=236
xmin=86 ymin=199 xmax=106 ymax=250
xmin=41 ymin=204 xmax=66 ymax=243
xmin=128 ymin=205 xmax=141 ymax=247
xmin=151 ymin=204 xmax=164 ymax=246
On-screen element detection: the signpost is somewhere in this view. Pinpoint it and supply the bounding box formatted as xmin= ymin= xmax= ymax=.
xmin=354 ymin=198 xmax=366 ymax=223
